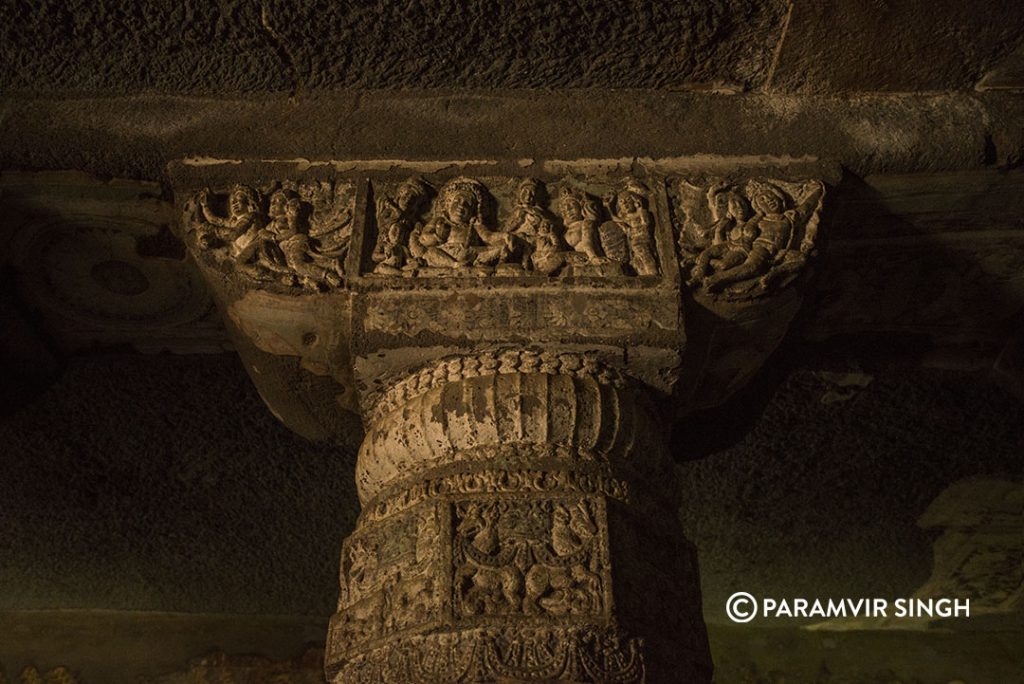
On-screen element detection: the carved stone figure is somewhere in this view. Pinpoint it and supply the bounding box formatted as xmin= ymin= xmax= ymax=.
xmin=187 ymin=182 xmax=353 ymax=290
xmin=679 ymin=177 xmax=825 ymax=297
xmin=559 ymin=187 xmax=602 ymax=261
xmin=680 ymin=179 xmax=750 ymax=251
xmin=523 ymin=501 xmax=602 ymax=616
xmin=406 ymin=177 xmax=513 ymax=272
xmin=269 ymin=191 xmax=343 ymax=288
xmin=196 ymin=184 xmax=262 ymax=249
xmin=300 ymin=181 xmax=353 ymax=281
xmin=372 ymin=178 xmax=431 ymax=275
xmin=502 ymin=178 xmax=569 ymax=275
xmin=454 ymin=502 xmax=524 ymax=615
xmin=208 ymin=186 xmax=293 ymax=285
xmin=601 ymin=179 xmax=659 ymax=276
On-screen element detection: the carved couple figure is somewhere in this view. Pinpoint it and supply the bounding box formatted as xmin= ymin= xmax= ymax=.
xmin=686 ymin=179 xmax=823 ymax=293
xmin=195 ymin=183 xmax=351 ymax=289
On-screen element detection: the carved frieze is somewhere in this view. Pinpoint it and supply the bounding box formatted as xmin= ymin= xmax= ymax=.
xmin=330 ymin=626 xmax=644 ymax=684
xmin=183 ymin=170 xmax=827 ymax=304
xmin=371 ymin=176 xmax=660 ymax=278
xmin=187 ymin=181 xmax=355 ymax=290
xmin=673 ymin=177 xmax=825 ymax=300
xmin=184 ymin=173 xmax=672 ymax=287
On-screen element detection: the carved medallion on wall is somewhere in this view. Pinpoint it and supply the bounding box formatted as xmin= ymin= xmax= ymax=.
xmin=1 ymin=172 xmax=224 ymax=353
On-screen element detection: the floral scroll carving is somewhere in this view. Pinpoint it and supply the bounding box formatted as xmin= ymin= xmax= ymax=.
xmin=370 ymin=176 xmax=660 ymax=277
xmin=674 ymin=178 xmax=825 ymax=299
xmin=187 ymin=181 xmax=355 ymax=290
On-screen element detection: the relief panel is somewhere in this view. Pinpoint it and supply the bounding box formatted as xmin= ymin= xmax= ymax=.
xmin=672 ymin=177 xmax=825 ymax=300
xmin=187 ymin=181 xmax=356 ymax=290
xmin=450 ymin=495 xmax=611 ymax=623
xmin=368 ymin=176 xmax=661 ymax=278
xmin=331 ymin=502 xmax=443 ymax=656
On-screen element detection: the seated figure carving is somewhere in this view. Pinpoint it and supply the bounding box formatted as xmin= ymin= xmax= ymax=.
xmin=687 ymin=186 xmax=756 ymax=288
xmin=406 ymin=177 xmax=513 ymax=273
xmin=504 ymin=178 xmax=575 ymax=275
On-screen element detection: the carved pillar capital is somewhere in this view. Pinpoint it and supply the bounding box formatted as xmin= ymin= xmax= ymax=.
xmin=171 ymin=158 xmax=828 ymax=683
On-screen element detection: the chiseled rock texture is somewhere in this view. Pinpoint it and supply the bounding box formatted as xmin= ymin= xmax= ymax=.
xmin=4 ymin=1 xmax=1022 ymax=95
xmin=769 ymin=1 xmax=1024 ymax=92
xmin=0 ymin=0 xmax=788 ymax=93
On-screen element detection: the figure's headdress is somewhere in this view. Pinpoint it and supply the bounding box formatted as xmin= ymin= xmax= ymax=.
xmin=745 ymin=180 xmax=788 ymax=214
xmin=434 ymin=177 xmax=488 ymax=217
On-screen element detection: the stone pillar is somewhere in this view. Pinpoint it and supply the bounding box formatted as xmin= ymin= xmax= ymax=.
xmin=327 ymin=352 xmax=708 ymax=682
xmin=170 ymin=158 xmax=827 ymax=684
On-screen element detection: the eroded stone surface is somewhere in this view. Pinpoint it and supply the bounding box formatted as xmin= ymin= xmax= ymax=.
xmin=916 ymin=477 xmax=1024 ymax=618
xmin=0 ymin=1 xmax=787 ymax=93
xmin=768 ymin=2 xmax=1024 ymax=93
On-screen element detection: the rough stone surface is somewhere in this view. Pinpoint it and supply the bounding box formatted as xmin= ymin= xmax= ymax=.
xmin=0 ymin=353 xmax=362 ymax=615
xmin=1 ymin=92 xmax=1014 ymax=184
xmin=0 ymin=1 xmax=787 ymax=94
xmin=769 ymin=2 xmax=1024 ymax=93
xmin=5 ymin=2 xmax=1021 ymax=95
xmin=676 ymin=361 xmax=1024 ymax=625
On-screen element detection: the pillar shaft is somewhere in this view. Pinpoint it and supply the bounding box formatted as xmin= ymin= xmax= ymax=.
xmin=326 ymin=352 xmax=710 ymax=683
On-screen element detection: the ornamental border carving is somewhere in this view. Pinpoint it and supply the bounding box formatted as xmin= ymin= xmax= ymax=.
xmin=327 ymin=625 xmax=644 ymax=684
xmin=364 ymin=347 xmax=628 ymax=427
